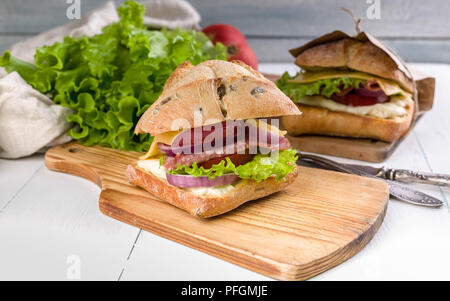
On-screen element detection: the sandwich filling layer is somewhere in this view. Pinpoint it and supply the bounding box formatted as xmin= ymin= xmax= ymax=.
xmin=137 ymin=159 xmax=235 ymax=197
xmin=276 ymin=70 xmax=413 ymax=120
xmin=137 ymin=119 xmax=298 ymax=193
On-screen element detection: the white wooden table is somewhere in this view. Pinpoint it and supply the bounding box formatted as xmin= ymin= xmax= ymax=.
xmin=0 ymin=63 xmax=449 ymax=281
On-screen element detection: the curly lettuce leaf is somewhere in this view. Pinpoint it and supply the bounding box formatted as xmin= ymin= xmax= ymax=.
xmin=276 ymin=72 xmax=366 ymax=101
xmin=0 ymin=1 xmax=227 ymax=152
xmin=0 ymin=51 xmax=39 ymax=84
xmin=168 ymin=149 xmax=298 ymax=182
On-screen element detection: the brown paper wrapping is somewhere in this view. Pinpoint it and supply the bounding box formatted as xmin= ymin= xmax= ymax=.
xmin=410 ymin=68 xmax=435 ymax=112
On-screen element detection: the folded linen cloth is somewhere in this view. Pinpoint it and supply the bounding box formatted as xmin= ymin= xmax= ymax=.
xmin=0 ymin=72 xmax=73 ymax=158
xmin=0 ymin=0 xmax=201 ymax=159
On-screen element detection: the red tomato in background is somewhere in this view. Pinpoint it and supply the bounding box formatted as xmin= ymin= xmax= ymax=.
xmin=202 ymin=24 xmax=247 ymax=49
xmin=202 ymin=24 xmax=258 ymax=70
xmin=229 ymin=44 xmax=258 ymax=71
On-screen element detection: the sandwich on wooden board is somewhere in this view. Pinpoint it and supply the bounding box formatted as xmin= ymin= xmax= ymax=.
xmin=277 ymin=30 xmax=417 ymax=142
xmin=127 ymin=60 xmax=302 ymax=218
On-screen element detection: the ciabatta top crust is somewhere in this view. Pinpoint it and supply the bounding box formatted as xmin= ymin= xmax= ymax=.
xmin=293 ymin=37 xmax=414 ymax=93
xmin=135 ymin=60 xmax=301 ymax=136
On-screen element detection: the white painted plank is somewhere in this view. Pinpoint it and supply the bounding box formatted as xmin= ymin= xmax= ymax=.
xmin=410 ymin=64 xmax=450 ymax=174
xmin=0 ymin=154 xmax=43 ymax=209
xmin=407 ymin=63 xmax=450 ymax=211
xmin=119 ymin=231 xmax=270 ymax=281
xmin=0 ymin=166 xmax=139 ymax=280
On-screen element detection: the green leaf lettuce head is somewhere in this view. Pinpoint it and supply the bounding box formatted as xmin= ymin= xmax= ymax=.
xmin=168 ymin=149 xmax=298 ymax=183
xmin=0 ymin=1 xmax=227 ymax=152
xmin=276 ymin=72 xmax=366 ymax=102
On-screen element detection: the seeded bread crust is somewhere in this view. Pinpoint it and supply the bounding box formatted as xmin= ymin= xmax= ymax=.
xmin=126 ymin=164 xmax=299 ymax=218
xmin=135 ymin=60 xmax=301 ymax=136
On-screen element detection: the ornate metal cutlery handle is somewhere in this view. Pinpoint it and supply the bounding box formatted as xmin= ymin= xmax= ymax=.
xmin=383 ymin=168 xmax=450 ymax=188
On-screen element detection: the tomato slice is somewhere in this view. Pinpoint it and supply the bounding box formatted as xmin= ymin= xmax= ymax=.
xmin=199 ymin=154 xmax=254 ymax=169
xmin=334 ymin=94 xmax=379 ymax=106
xmin=331 ymin=87 xmax=390 ymax=107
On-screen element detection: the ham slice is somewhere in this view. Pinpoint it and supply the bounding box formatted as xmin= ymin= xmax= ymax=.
xmin=163 ymin=137 xmax=290 ymax=170
xmin=160 ymin=121 xmax=290 ymax=170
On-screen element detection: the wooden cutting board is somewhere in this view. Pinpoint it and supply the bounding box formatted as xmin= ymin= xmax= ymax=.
xmin=286 ymin=134 xmax=402 ymax=163
xmin=45 ymin=142 xmax=389 ymax=280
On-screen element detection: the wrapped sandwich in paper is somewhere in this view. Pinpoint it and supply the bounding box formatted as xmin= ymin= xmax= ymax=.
xmin=278 ymin=24 xmax=434 ymax=142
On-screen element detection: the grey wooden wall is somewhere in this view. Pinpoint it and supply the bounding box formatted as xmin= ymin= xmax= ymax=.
xmin=1 ymin=0 xmax=449 ymax=63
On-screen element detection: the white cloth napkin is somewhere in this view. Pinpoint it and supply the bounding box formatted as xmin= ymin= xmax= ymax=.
xmin=0 ymin=0 xmax=201 ymax=159
xmin=0 ymin=73 xmax=73 ymax=158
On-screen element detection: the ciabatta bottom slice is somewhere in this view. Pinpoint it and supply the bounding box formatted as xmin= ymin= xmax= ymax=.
xmin=126 ymin=164 xmax=299 ymax=218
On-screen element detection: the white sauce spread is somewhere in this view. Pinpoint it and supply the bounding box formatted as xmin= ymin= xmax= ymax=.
xmin=298 ymin=94 xmax=413 ymax=120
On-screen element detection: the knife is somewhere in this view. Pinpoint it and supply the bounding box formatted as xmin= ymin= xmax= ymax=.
xmin=297 ymin=152 xmax=444 ymax=208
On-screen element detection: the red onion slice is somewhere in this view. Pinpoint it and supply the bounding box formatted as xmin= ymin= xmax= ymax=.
xmin=166 ymin=172 xmax=239 ymax=188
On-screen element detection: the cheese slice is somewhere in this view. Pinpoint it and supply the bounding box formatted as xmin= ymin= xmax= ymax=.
xmin=288 ymin=70 xmax=406 ymax=96
xmin=139 ymin=130 xmax=182 ymax=160
xmin=140 ymin=119 xmax=286 ymax=159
